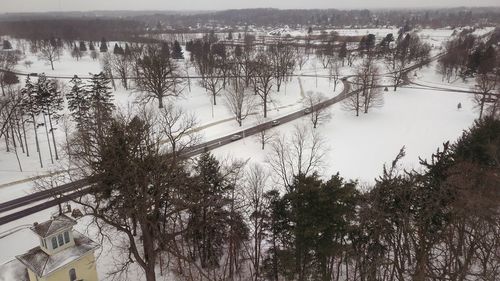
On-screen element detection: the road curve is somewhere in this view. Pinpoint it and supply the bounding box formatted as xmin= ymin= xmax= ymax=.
xmin=0 ymin=53 xmax=442 ymax=225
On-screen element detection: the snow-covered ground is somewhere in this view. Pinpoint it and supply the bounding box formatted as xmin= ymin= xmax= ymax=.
xmin=212 ymin=85 xmax=476 ymax=185
xmin=0 ymin=27 xmax=492 ymax=280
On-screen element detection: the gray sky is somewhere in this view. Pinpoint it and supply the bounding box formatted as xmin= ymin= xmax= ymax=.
xmin=2 ymin=0 xmax=500 ymax=13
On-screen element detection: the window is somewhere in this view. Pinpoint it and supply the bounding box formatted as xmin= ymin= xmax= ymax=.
xmin=42 ymin=238 xmax=47 ymax=248
xmin=58 ymin=234 xmax=64 ymax=246
xmin=64 ymin=231 xmax=70 ymax=244
xmin=51 ymin=237 xmax=58 ymax=249
xmin=69 ymin=268 xmax=76 ymax=281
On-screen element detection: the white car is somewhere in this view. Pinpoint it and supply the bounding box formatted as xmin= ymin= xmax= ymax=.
xmin=271 ymin=120 xmax=280 ymax=126
xmin=230 ymin=134 xmax=242 ymax=141
xmin=304 ymin=108 xmax=312 ymax=114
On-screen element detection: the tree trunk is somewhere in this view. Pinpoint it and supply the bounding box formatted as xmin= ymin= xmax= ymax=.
xmin=479 ymin=95 xmax=485 ymax=119
xmin=158 ymin=96 xmax=164 ymax=109
xmin=4 ymin=127 xmax=10 ymax=152
xmin=22 ymin=121 xmax=29 ymax=157
xmin=15 ymin=120 xmax=24 ymax=154
xmin=47 ymin=110 xmax=58 ymax=160
xmin=33 ymin=116 xmax=43 ymax=168
xmin=263 ymin=96 xmax=267 ymax=118
xmin=0 ymin=79 xmax=5 ymax=96
xmin=43 ymin=113 xmax=54 ymax=164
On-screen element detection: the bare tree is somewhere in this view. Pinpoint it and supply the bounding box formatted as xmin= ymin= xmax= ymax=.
xmin=270 ymin=42 xmax=296 ymax=92
xmin=267 ymin=124 xmax=328 ymax=189
xmin=0 ymin=51 xmax=20 ymax=96
xmin=0 ymin=87 xmax=23 ymax=143
xmin=473 ymin=73 xmax=497 ymax=119
xmin=362 ymin=67 xmax=384 ymax=114
xmin=38 ymin=39 xmax=61 ymax=70
xmin=110 ymin=53 xmax=132 ymax=90
xmin=242 ymin=163 xmax=271 ymax=281
xmin=71 ymin=44 xmax=82 ymax=61
xmin=136 ymin=44 xmax=184 ymax=108
xmin=343 ymin=57 xmax=383 ymax=116
xmin=224 ymin=78 xmax=255 ymax=126
xmin=199 ymin=55 xmax=225 ymax=106
xmin=296 ymin=48 xmax=309 ymax=71
xmin=386 ymin=33 xmax=430 ymax=91
xmin=157 ymin=103 xmax=200 ymax=160
xmin=328 ymin=57 xmax=341 ymax=92
xmin=304 ymin=91 xmax=332 ymax=129
xmin=253 ymin=52 xmax=274 ymax=118
xmin=342 ymin=76 xmax=363 ymax=117
xmin=254 ymin=116 xmax=276 ymax=149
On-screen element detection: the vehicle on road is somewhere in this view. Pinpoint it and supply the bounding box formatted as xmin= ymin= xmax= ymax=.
xmin=304 ymin=108 xmax=312 ymax=114
xmin=271 ymin=120 xmax=280 ymax=126
xmin=230 ymin=134 xmax=242 ymax=141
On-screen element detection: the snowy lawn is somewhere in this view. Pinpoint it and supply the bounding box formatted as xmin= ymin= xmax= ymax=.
xmin=212 ymin=85 xmax=477 ymax=185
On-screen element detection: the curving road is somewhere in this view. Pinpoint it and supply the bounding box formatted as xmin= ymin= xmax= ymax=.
xmin=0 ymin=53 xmax=446 ymax=226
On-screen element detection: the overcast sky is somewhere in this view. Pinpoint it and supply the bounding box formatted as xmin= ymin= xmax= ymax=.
xmin=2 ymin=0 xmax=500 ymax=13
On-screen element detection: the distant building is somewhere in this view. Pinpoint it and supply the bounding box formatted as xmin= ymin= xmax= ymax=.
xmin=0 ymin=214 xmax=99 ymax=281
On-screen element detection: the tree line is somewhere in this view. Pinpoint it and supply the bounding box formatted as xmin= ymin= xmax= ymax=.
xmin=438 ymin=29 xmax=500 ymax=119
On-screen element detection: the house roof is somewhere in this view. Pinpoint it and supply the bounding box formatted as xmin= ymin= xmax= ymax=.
xmin=0 ymin=259 xmax=29 ymax=281
xmin=16 ymin=231 xmax=99 ymax=277
xmin=30 ymin=214 xmax=77 ymax=238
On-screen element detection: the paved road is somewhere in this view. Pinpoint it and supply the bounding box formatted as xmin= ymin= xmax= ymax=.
xmin=0 ymin=52 xmax=446 ymax=226
xmin=0 ymin=79 xmax=354 ymax=225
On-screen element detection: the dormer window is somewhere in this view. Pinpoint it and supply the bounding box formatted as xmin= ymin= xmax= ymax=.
xmin=51 ymin=237 xmax=58 ymax=249
xmin=30 ymin=214 xmax=78 ymax=254
xmin=64 ymin=231 xmax=70 ymax=243
xmin=58 ymin=234 xmax=64 ymax=246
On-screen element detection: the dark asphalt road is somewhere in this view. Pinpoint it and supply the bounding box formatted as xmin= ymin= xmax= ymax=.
xmin=0 ymin=52 xmax=445 ymax=226
xmin=0 ymin=80 xmax=353 ymax=225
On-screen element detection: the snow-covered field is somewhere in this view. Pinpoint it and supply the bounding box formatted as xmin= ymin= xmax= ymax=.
xmin=0 ymin=27 xmax=492 ymax=280
xmin=212 ymin=84 xmax=476 ymax=185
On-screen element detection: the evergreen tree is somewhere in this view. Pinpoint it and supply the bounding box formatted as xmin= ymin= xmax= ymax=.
xmin=36 ymin=74 xmax=63 ymax=161
xmin=113 ymin=43 xmax=124 ymax=55
xmin=100 ymin=37 xmax=108 ymax=52
xmin=171 ymin=40 xmax=184 ymax=59
xmin=88 ymin=41 xmax=95 ymax=51
xmin=478 ymin=45 xmax=496 ymax=74
xmin=186 ymin=152 xmax=233 ymax=268
xmin=21 ymin=76 xmax=43 ymax=167
xmin=86 ymin=72 xmax=115 ymax=135
xmin=66 ymin=75 xmax=90 ymax=130
xmin=2 ymin=40 xmax=12 ymax=50
xmin=2 ymin=71 xmax=19 ymax=87
xmin=234 ymin=44 xmax=243 ymax=58
xmin=124 ymin=43 xmax=131 ymax=57
xmin=79 ymin=41 xmax=87 ymax=52
xmin=359 ymin=36 xmax=367 ymax=51
xmin=265 ymin=173 xmax=359 ymax=280
xmin=71 ymin=44 xmax=82 ymax=61
xmin=227 ymin=31 xmax=233 ymax=40
xmin=365 ymin=34 xmax=376 ymax=52
xmin=339 ymin=42 xmax=347 ymax=66
xmin=160 ymin=42 xmax=170 ymax=58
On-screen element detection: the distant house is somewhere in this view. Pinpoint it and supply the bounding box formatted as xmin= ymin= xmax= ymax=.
xmin=0 ymin=214 xmax=99 ymax=281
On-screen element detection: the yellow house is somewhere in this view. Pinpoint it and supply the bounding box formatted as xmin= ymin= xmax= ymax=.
xmin=1 ymin=214 xmax=100 ymax=281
